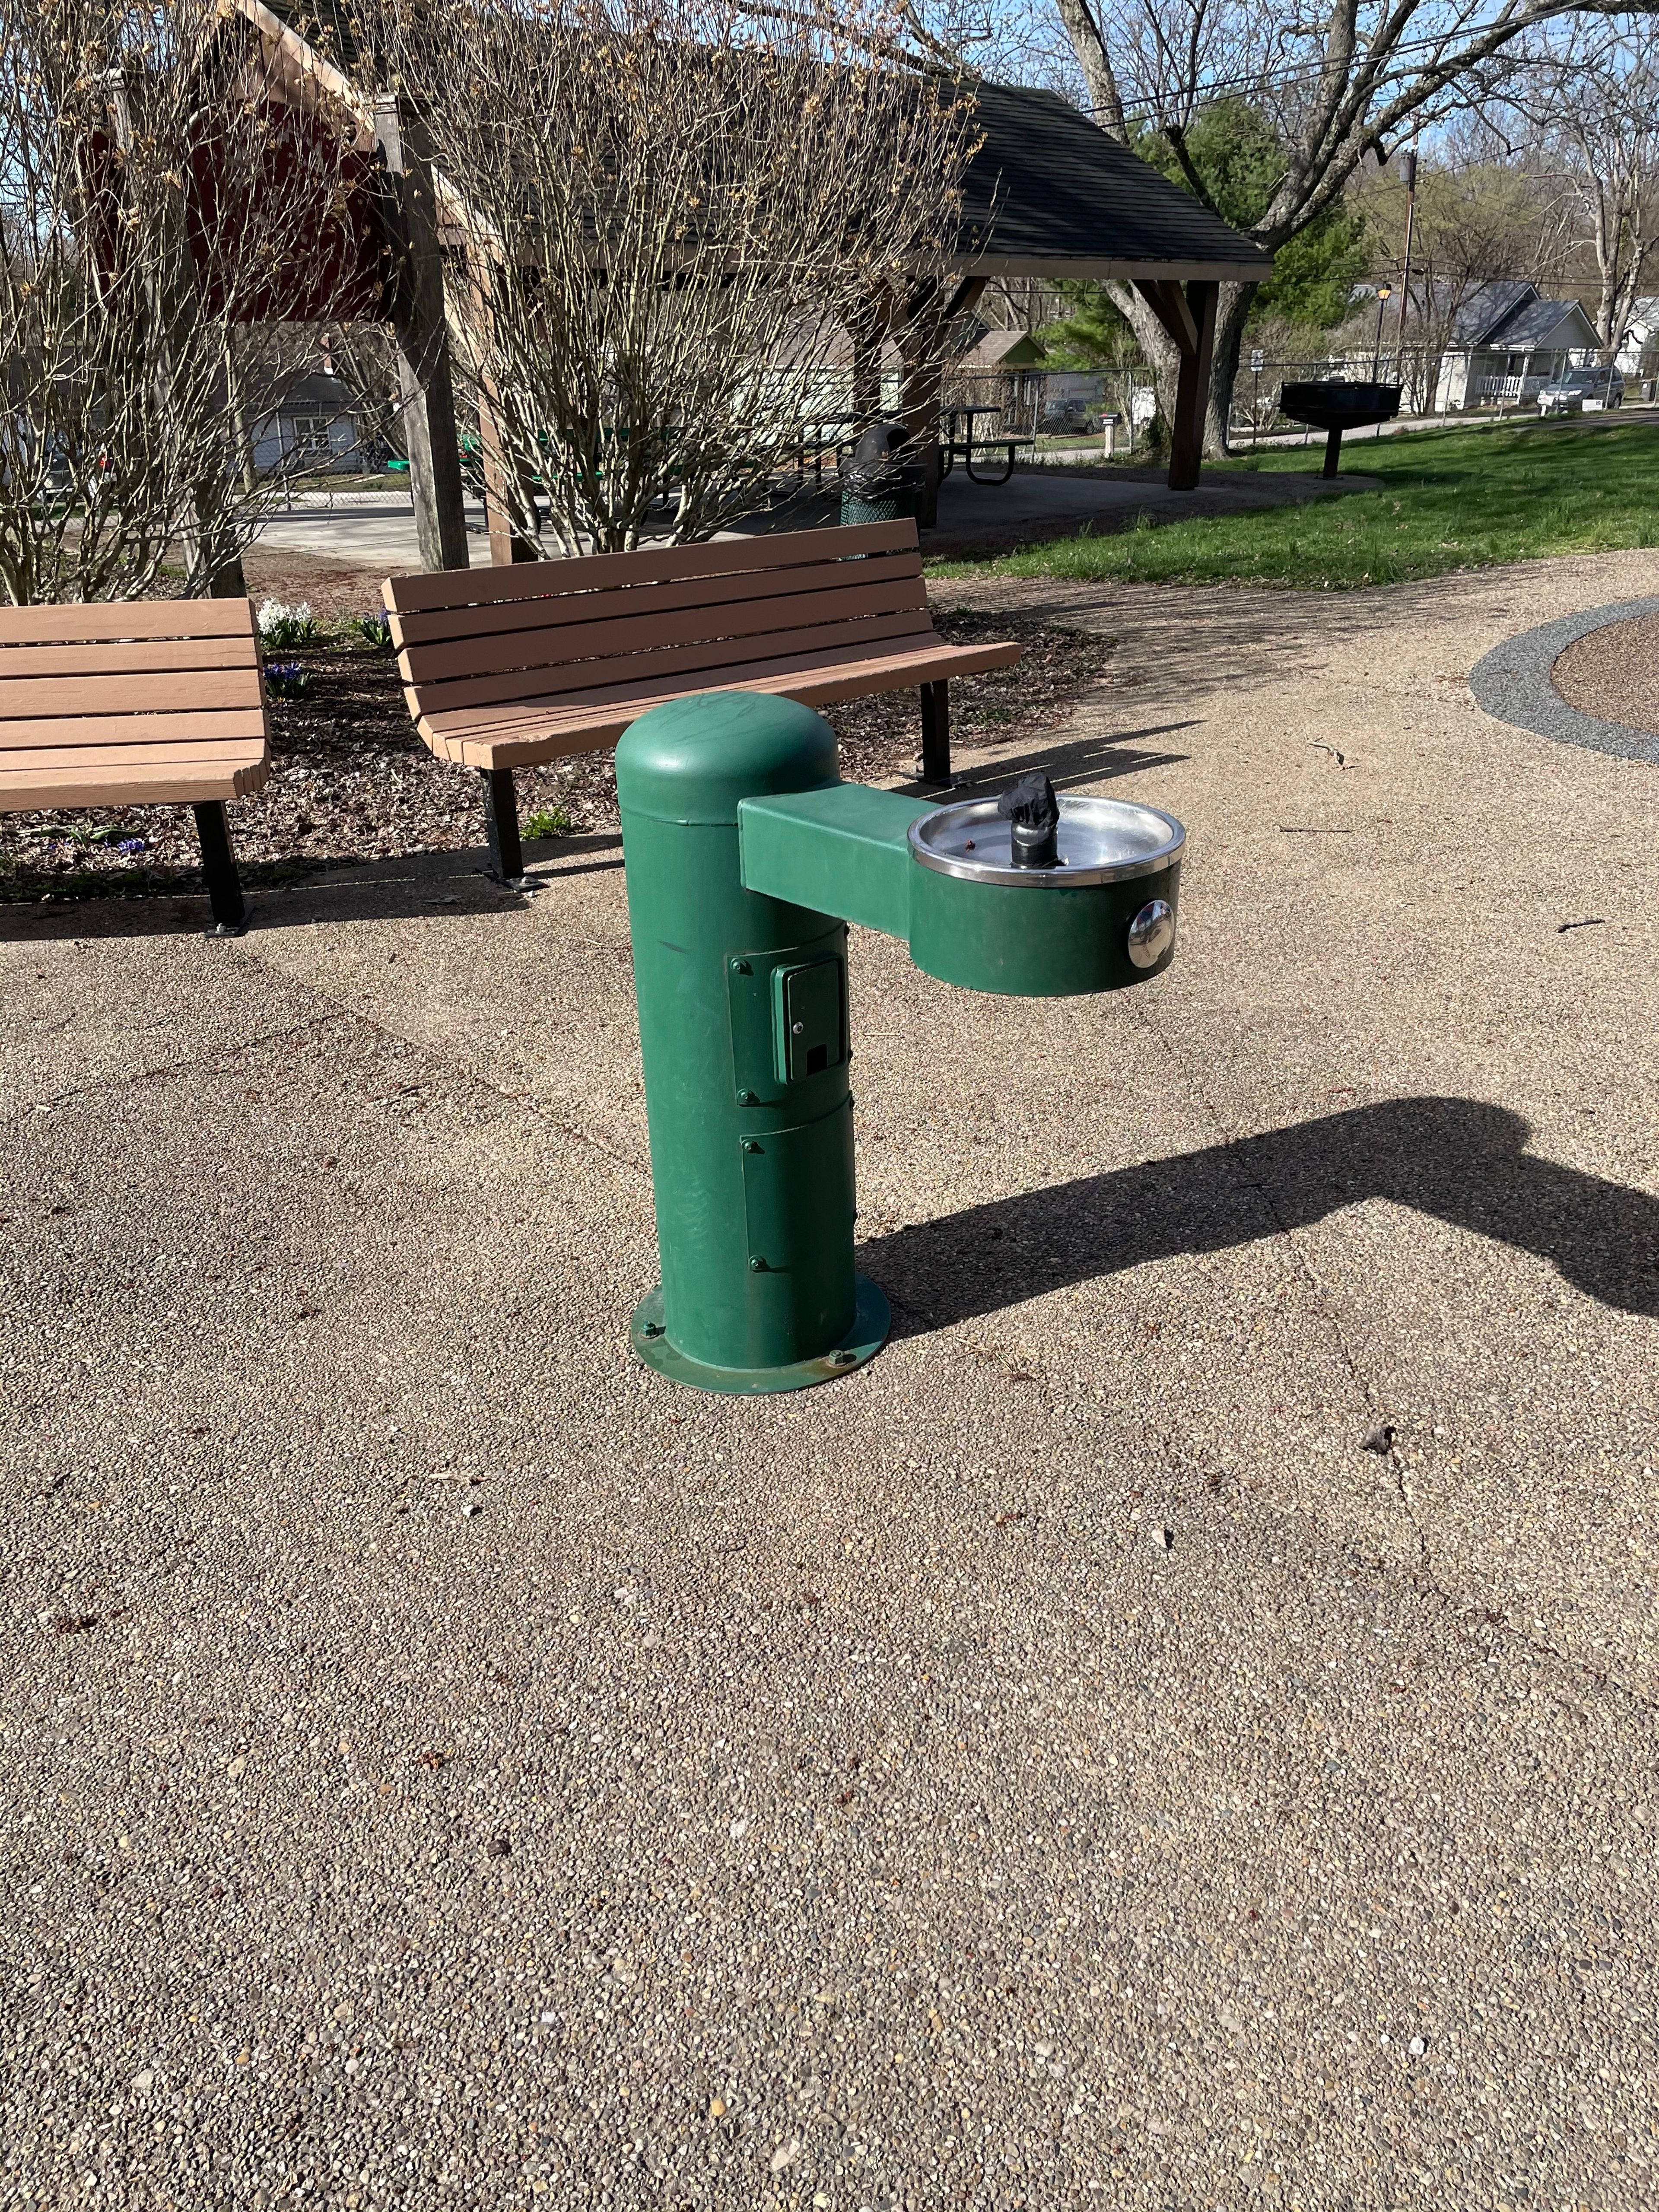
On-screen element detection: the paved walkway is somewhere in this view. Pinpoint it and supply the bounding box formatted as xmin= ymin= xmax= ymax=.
xmin=5 ymin=549 xmax=1659 ymax=2207
xmin=251 ymin=461 xmax=1367 ymax=572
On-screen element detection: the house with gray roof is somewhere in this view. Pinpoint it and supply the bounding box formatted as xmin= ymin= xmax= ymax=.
xmin=1429 ymin=281 xmax=1601 ymax=411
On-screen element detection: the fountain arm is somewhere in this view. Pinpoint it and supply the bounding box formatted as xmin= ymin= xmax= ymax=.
xmin=737 ymin=784 xmax=930 ymax=943
xmin=738 ymin=779 xmax=1182 ymax=998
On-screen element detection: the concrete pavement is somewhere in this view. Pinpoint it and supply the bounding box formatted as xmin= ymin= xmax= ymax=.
xmin=250 ymin=464 xmax=1370 ymax=574
xmin=4 ymin=547 xmax=1659 ymax=2209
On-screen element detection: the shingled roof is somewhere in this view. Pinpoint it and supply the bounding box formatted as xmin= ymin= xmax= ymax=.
xmin=237 ymin=11 xmax=1270 ymax=287
xmin=958 ymin=84 xmax=1273 ymax=283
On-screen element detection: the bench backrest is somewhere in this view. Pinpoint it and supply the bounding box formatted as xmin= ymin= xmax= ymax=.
xmin=0 ymin=598 xmax=268 ymax=791
xmin=383 ymin=521 xmax=932 ymax=725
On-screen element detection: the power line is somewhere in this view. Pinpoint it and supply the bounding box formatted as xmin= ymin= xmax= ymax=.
xmin=1053 ymin=9 xmax=1575 ymax=132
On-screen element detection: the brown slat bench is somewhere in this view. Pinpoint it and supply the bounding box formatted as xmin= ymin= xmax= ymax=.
xmin=382 ymin=520 xmax=1020 ymax=885
xmin=0 ymin=598 xmax=270 ymax=935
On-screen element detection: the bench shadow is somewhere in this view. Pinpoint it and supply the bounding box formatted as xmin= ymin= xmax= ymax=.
xmin=955 ymin=719 xmax=1198 ymax=794
xmin=859 ymin=1096 xmax=1659 ymax=1334
xmin=0 ymin=835 xmax=627 ymax=944
xmin=880 ymin=722 xmax=1199 ymax=801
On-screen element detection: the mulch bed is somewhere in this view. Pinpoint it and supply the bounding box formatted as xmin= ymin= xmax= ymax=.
xmin=1 ymin=578 xmax=1115 ymax=905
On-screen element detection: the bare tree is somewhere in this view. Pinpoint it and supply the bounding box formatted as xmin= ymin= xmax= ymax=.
xmin=1044 ymin=0 xmax=1638 ymax=452
xmin=0 ymin=0 xmax=371 ymax=603
xmin=1508 ymin=19 xmax=1659 ymax=359
xmin=1349 ymin=135 xmax=1576 ymax=404
xmin=319 ymin=321 xmax=410 ymax=463
xmin=361 ymin=0 xmax=976 ymax=554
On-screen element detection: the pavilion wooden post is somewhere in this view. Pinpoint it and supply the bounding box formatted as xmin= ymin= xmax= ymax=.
xmin=373 ymin=95 xmax=470 ymax=572
xmin=899 ymin=304 xmax=946 ymax=530
xmin=460 ymin=255 xmax=542 ymax=565
xmin=1135 ymin=278 xmax=1220 ymax=493
xmin=849 ymin=292 xmax=890 ymax=431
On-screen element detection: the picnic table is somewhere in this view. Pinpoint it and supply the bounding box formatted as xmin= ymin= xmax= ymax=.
xmin=794 ymin=413 xmax=864 ymax=492
xmin=941 ymin=405 xmax=1032 ymax=486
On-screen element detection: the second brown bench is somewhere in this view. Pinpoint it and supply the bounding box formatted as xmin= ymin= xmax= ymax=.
xmin=0 ymin=598 xmax=270 ymax=934
xmin=382 ymin=520 xmax=1020 ymax=885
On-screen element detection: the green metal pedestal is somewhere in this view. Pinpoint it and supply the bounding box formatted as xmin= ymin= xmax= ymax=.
xmin=629 ymin=1274 xmax=890 ymax=1396
xmin=616 ymin=690 xmax=1185 ymax=1396
xmin=617 ymin=693 xmax=871 ymax=1389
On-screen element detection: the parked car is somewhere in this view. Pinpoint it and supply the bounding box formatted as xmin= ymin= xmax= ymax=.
xmin=1537 ymin=366 xmax=1624 ymax=415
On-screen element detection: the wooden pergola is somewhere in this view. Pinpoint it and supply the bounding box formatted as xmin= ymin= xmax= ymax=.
xmin=238 ymin=8 xmax=1272 ymax=564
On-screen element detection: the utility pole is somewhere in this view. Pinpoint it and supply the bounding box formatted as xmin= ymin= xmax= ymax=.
xmin=1394 ymin=148 xmax=1419 ymax=403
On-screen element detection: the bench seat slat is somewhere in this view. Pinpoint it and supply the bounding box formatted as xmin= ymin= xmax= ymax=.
xmin=415 ymin=609 xmax=940 ymax=725
xmin=383 ymin=519 xmax=916 ymax=615
xmin=437 ymin=632 xmax=1020 ymax=737
xmin=0 ymin=756 xmax=270 ymax=810
xmin=0 ymin=709 xmax=270 ymax=751
xmin=0 ymin=669 xmax=265 ymax=719
xmin=0 ymin=637 xmax=260 ymax=679
xmin=0 ymin=740 xmax=268 ymax=775
xmin=387 ymin=549 xmax=925 ymax=653
xmin=402 ymin=575 xmax=938 ymax=694
xmin=0 ymin=600 xmax=258 ymax=645
xmin=427 ymin=638 xmax=1023 ymax=768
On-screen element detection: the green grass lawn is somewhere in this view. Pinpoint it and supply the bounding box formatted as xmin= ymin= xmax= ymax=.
xmin=932 ymin=418 xmax=1659 ymax=590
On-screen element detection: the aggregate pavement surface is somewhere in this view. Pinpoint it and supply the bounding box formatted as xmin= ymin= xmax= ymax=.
xmin=5 ymin=548 xmax=1659 ymax=2211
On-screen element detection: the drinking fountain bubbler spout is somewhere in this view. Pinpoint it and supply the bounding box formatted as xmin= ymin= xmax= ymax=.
xmin=998 ymin=770 xmax=1061 ymax=869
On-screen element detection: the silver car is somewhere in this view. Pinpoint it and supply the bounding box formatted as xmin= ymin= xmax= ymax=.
xmin=1537 ymin=366 xmax=1624 ymax=414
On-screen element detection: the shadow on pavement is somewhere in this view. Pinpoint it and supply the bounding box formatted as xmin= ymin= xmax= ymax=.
xmin=862 ymin=1096 xmax=1659 ymax=1333
xmin=942 ymin=719 xmax=1199 ymax=796
xmin=0 ymin=835 xmax=626 ymax=943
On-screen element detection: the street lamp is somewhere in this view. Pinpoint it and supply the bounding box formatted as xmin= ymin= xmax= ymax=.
xmin=1371 ymin=286 xmax=1393 ymax=380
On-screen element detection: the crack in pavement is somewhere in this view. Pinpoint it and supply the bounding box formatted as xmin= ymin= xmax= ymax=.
xmin=1127 ymin=993 xmax=1659 ymax=1714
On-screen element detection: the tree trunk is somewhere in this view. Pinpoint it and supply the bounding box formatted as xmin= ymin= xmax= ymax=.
xmin=1107 ymin=278 xmax=1258 ymax=460
xmin=1203 ymin=282 xmax=1257 ymax=456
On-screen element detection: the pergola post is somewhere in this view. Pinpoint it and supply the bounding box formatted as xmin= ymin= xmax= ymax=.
xmin=899 ymin=306 xmax=946 ymax=530
xmin=373 ymin=96 xmax=470 ymax=572
xmin=849 ymin=293 xmax=889 ymax=432
xmin=1136 ymin=278 xmax=1220 ymax=493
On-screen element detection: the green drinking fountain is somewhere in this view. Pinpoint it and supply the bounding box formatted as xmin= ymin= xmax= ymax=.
xmin=617 ymin=691 xmax=1184 ymax=1394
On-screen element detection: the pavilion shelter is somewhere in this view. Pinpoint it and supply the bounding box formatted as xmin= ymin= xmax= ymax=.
xmin=921 ymin=84 xmax=1272 ymax=506
xmin=233 ymin=6 xmax=1272 ymax=561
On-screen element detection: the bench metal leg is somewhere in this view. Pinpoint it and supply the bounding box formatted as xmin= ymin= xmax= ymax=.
xmin=480 ymin=766 xmax=528 ymax=887
xmin=920 ymin=680 xmax=951 ymax=785
xmin=192 ymin=802 xmax=248 ymax=938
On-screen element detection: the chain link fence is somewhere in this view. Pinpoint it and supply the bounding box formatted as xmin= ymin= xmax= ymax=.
xmin=937 ymin=351 xmax=1642 ymax=469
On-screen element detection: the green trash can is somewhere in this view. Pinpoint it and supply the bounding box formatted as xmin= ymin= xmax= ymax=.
xmin=838 ymin=422 xmax=922 ymax=526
